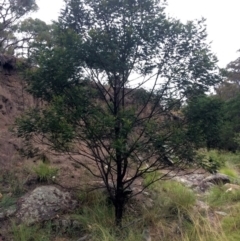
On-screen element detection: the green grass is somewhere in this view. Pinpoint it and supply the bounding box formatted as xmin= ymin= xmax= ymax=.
xmin=222 ymin=203 xmax=240 ymax=241
xmin=0 ymin=195 xmax=16 ymax=209
xmin=4 ymin=178 xmax=239 ymax=241
xmin=11 ymin=223 xmax=51 ymax=241
xmin=219 ymin=166 xmax=238 ymax=178
xmin=33 ymin=162 xmax=58 ymax=183
xmin=3 ymin=150 xmax=240 ymax=241
xmin=206 ymin=185 xmax=240 ymax=207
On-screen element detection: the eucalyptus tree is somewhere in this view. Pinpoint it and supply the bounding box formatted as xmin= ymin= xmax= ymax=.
xmin=16 ymin=0 xmax=221 ymax=225
xmin=0 ymin=0 xmax=38 ymax=54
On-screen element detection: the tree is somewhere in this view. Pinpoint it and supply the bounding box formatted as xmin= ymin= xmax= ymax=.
xmin=213 ymin=53 xmax=240 ymax=151
xmin=15 ymin=0 xmax=221 ymax=226
xmin=226 ymin=51 xmax=240 ymax=86
xmin=184 ymin=95 xmax=224 ymax=150
xmin=0 ymin=0 xmax=38 ymax=54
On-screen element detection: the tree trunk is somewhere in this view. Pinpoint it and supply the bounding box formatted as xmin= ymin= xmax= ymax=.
xmin=115 ymin=190 xmax=124 ymax=226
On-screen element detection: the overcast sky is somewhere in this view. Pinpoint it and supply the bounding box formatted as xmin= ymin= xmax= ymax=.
xmin=32 ymin=0 xmax=240 ymax=68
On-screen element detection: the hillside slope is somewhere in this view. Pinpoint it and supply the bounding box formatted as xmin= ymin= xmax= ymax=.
xmin=0 ymin=69 xmax=35 ymax=169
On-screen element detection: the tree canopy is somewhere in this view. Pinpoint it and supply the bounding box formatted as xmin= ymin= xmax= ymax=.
xmin=0 ymin=0 xmax=38 ymax=54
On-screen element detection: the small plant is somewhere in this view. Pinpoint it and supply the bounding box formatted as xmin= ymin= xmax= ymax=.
xmin=33 ymin=162 xmax=58 ymax=183
xmin=199 ymin=149 xmax=225 ymax=173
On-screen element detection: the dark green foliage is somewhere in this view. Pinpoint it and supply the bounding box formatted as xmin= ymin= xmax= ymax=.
xmin=184 ymin=95 xmax=224 ymax=150
xmin=218 ymin=94 xmax=240 ymax=151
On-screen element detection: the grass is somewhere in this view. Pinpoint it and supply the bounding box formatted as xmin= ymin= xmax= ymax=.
xmin=7 ymin=174 xmax=236 ymax=241
xmin=221 ymin=203 xmax=240 ymax=241
xmin=0 ymin=169 xmax=26 ymax=198
xmin=11 ymin=223 xmax=52 ymax=241
xmin=219 ymin=166 xmax=238 ymax=178
xmin=2 ymin=150 xmax=240 ymax=241
xmin=206 ymin=184 xmax=240 ymax=207
xmin=33 ymin=162 xmax=58 ymax=183
xmin=0 ymin=195 xmax=16 ymax=209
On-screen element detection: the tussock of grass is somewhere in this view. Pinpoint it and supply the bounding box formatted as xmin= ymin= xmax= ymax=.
xmin=206 ymin=185 xmax=240 ymax=207
xmin=11 ymin=223 xmax=51 ymax=241
xmin=222 ymin=204 xmax=240 ymax=241
xmin=0 ymin=195 xmax=16 ymax=209
xmin=33 ymin=162 xmax=58 ymax=183
xmin=219 ymin=166 xmax=238 ymax=178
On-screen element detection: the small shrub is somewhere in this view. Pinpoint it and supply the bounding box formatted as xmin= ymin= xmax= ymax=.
xmin=199 ymin=149 xmax=225 ymax=173
xmin=33 ymin=163 xmax=58 ymax=183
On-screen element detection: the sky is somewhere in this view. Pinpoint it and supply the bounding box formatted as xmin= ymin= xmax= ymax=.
xmin=31 ymin=0 xmax=240 ymax=68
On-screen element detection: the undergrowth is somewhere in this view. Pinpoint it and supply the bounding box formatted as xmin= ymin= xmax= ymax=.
xmin=3 ymin=150 xmax=240 ymax=241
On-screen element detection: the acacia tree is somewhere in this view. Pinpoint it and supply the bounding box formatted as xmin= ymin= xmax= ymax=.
xmin=16 ymin=0 xmax=221 ymax=225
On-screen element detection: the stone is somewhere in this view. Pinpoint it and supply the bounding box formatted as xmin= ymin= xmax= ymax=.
xmin=215 ymin=211 xmax=227 ymax=216
xmin=144 ymin=198 xmax=154 ymax=209
xmin=76 ymin=235 xmax=89 ymax=241
xmin=224 ymin=183 xmax=240 ymax=192
xmin=16 ymin=186 xmax=77 ymax=225
xmin=142 ymin=228 xmax=152 ymax=241
xmin=171 ymin=176 xmax=193 ymax=188
xmin=195 ymin=200 xmax=209 ymax=212
xmin=201 ymin=173 xmax=230 ymax=186
xmin=0 ymin=205 xmax=17 ymax=220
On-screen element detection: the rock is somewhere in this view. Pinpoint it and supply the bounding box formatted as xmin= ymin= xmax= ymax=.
xmin=142 ymin=228 xmax=151 ymax=241
xmin=201 ymin=173 xmax=230 ymax=186
xmin=143 ymin=191 xmax=150 ymax=197
xmin=76 ymin=235 xmax=89 ymax=241
xmin=16 ymin=186 xmax=77 ymax=225
xmin=0 ymin=205 xmax=17 ymax=220
xmin=171 ymin=176 xmax=193 ymax=188
xmin=51 ymin=218 xmax=81 ymax=233
xmin=198 ymin=181 xmax=214 ymax=192
xmin=215 ymin=211 xmax=227 ymax=216
xmin=195 ymin=200 xmax=209 ymax=212
xmin=143 ymin=198 xmax=154 ymax=209
xmin=224 ymin=183 xmax=240 ymax=192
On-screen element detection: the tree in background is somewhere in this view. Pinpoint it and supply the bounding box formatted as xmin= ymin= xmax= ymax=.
xmin=0 ymin=0 xmax=38 ymax=55
xmin=184 ymin=95 xmax=224 ymax=150
xmin=226 ymin=51 xmax=240 ymax=86
xmin=15 ymin=0 xmax=221 ymax=225
xmin=213 ymin=52 xmax=240 ymax=151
